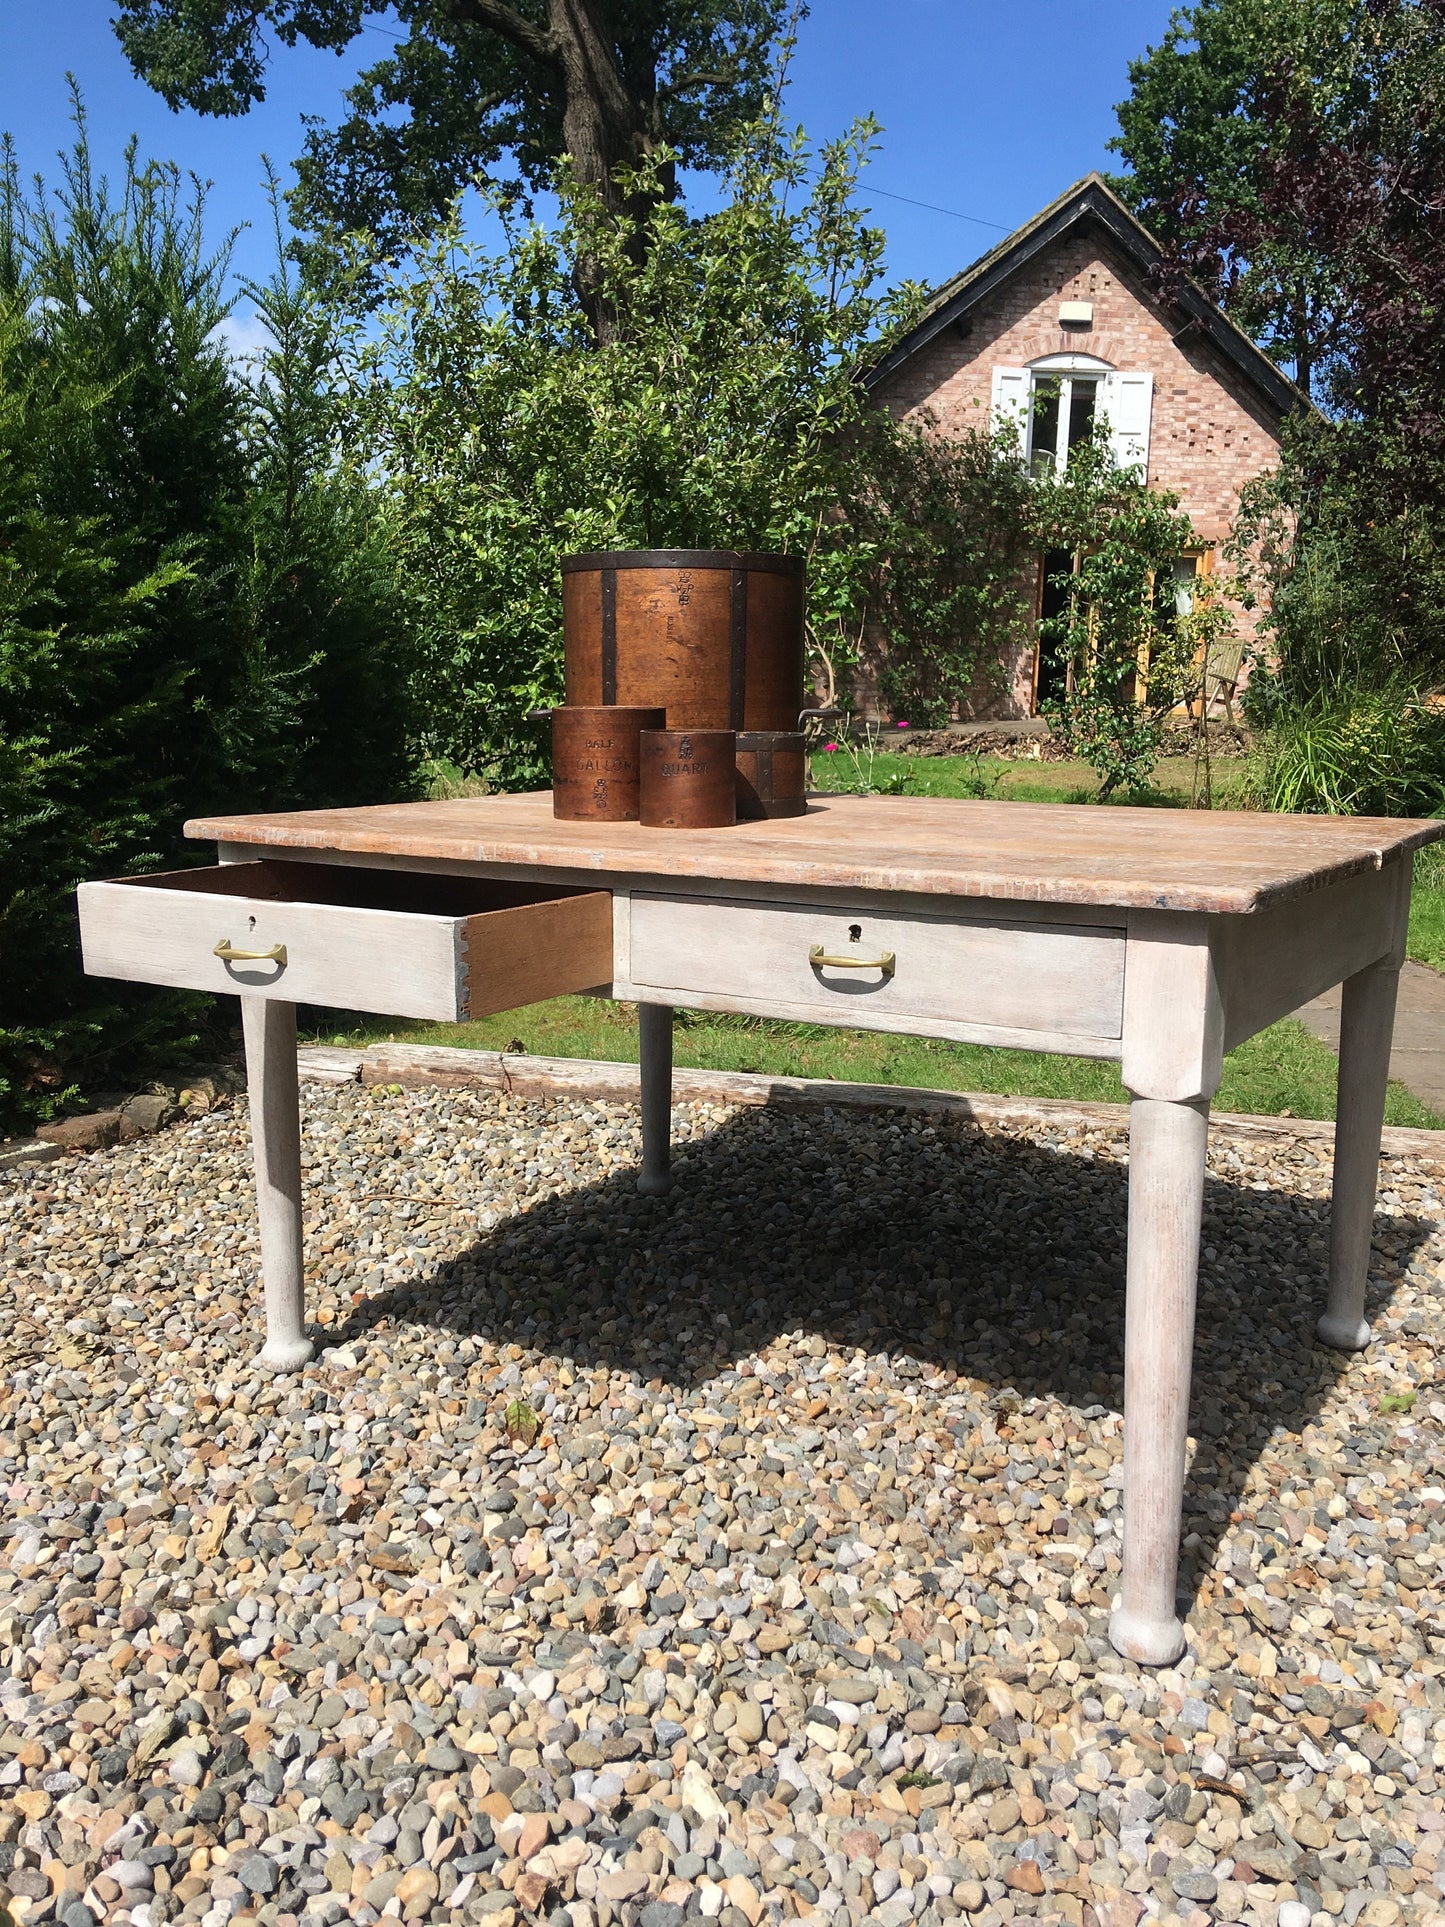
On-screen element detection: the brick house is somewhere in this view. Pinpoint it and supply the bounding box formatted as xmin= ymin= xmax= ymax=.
xmin=865 ymin=173 xmax=1308 ymax=718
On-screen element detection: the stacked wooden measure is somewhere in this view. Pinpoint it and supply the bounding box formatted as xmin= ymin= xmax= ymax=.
xmin=550 ymin=550 xmax=807 ymax=827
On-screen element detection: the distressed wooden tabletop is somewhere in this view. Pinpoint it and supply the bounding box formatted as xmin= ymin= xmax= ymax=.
xmin=187 ymin=791 xmax=1443 ymax=915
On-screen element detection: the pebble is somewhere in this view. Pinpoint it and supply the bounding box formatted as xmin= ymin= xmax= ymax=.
xmin=733 ymin=1701 xmax=764 ymax=1745
xmin=2 ymin=1081 xmax=1444 ymax=1927
xmin=515 ymin=1814 xmax=549 ymax=1861
xmin=107 ymin=1861 xmax=153 ymax=1893
xmin=235 ymin=1855 xmax=277 ymax=1896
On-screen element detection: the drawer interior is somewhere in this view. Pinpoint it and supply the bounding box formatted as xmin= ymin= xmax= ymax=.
xmin=117 ymin=860 xmax=592 ymax=920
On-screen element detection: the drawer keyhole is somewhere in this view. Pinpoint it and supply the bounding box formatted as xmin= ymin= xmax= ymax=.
xmin=849 ymin=924 xmax=862 ymax=943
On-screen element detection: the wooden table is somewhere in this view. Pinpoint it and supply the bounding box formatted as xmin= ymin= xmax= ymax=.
xmin=77 ymin=792 xmax=1441 ymax=1667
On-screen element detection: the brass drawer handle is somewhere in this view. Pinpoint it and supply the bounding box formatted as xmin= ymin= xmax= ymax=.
xmin=809 ymin=943 xmax=895 ymax=978
xmin=214 ymin=938 xmax=288 ymax=966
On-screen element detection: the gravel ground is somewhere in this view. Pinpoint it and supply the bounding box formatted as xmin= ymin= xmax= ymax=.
xmin=2 ymin=1082 xmax=1444 ymax=1927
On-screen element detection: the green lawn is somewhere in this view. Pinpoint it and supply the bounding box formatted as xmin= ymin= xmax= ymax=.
xmin=309 ymin=754 xmax=1445 ymax=1130
xmin=806 ymin=747 xmax=1246 ymax=806
xmin=1409 ymin=841 xmax=1445 ymax=972
xmin=1412 ymin=891 xmax=1445 ymax=972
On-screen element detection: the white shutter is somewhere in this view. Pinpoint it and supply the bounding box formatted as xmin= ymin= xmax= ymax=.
xmin=1100 ymin=371 xmax=1153 ymax=475
xmin=990 ymin=366 xmax=1029 ymax=459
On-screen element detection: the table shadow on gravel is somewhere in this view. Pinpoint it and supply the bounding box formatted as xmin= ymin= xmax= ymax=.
xmin=328 ymin=1104 xmax=1428 ymax=1620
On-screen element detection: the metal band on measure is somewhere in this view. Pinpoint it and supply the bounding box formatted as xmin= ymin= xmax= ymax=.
xmin=600 ymin=569 xmax=617 ymax=706
xmin=729 ymin=567 xmax=747 ymax=730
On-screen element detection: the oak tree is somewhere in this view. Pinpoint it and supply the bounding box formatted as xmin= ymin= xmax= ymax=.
xmin=114 ymin=0 xmax=792 ymax=267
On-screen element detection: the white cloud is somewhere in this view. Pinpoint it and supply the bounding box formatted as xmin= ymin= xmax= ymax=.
xmin=209 ymin=309 xmax=276 ymax=374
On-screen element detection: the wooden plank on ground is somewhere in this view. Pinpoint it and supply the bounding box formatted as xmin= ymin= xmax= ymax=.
xmin=343 ymin=1041 xmax=1445 ymax=1163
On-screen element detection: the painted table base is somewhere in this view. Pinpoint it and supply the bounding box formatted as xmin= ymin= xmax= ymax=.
xmin=240 ymin=944 xmax=1400 ymax=1671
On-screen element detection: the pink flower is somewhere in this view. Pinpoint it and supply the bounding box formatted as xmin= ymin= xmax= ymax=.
xmin=897 ymin=719 xmax=910 ymax=728
xmin=823 ymin=742 xmax=838 ymax=752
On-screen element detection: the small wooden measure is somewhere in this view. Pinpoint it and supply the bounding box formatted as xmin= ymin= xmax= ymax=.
xmin=735 ymin=730 xmax=807 ymax=820
xmin=639 ymin=729 xmax=736 ymax=828
xmin=551 ymin=705 xmax=664 ymax=821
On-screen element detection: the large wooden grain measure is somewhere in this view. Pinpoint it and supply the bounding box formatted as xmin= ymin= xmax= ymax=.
xmin=561 ymin=549 xmax=804 ymax=730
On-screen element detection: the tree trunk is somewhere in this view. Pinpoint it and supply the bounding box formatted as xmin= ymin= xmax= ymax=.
xmin=449 ymin=0 xmax=673 ymax=340
xmin=548 ymin=0 xmax=671 ymax=340
xmin=1291 ymin=290 xmax=1314 ymax=402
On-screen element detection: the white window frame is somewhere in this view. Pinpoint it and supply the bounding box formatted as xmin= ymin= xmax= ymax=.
xmin=1026 ymin=353 xmax=1115 ymax=478
xmin=990 ymin=356 xmax=1153 ymax=479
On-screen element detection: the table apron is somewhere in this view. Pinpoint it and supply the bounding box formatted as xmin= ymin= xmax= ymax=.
xmin=210 ymin=842 xmax=1414 ymax=1067
xmin=1212 ymin=859 xmax=1411 ymax=1051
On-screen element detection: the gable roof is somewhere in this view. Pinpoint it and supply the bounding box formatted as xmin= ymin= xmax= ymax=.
xmin=865 ymin=172 xmax=1310 ymax=422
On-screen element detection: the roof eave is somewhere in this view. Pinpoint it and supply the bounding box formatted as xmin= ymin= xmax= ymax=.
xmin=865 ymin=175 xmax=1311 ymax=425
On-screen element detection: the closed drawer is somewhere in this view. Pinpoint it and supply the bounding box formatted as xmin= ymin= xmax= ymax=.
xmin=629 ymin=893 xmax=1126 ymax=1040
xmin=78 ymin=861 xmax=613 ymax=1021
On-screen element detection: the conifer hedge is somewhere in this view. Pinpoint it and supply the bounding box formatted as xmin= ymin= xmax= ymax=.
xmin=0 ymin=122 xmax=419 ymax=1132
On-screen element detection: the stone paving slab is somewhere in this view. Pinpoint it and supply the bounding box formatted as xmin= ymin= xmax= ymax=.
xmin=1294 ymin=965 xmax=1445 ymax=1115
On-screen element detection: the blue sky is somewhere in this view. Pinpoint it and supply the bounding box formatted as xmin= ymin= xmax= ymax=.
xmin=3 ymin=0 xmax=1177 ymax=325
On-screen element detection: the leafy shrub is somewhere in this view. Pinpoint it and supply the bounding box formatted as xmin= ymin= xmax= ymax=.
xmin=844 ymin=412 xmax=1035 ymax=728
xmin=1236 ymin=414 xmax=1445 ymax=709
xmin=341 ymin=116 xmax=1036 ymax=782
xmin=1246 ymin=687 xmax=1445 ymax=817
xmin=1030 ymin=437 xmax=1215 ymax=799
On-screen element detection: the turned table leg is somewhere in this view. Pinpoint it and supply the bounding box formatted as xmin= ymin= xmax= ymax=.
xmin=241 ymin=997 xmax=314 ymax=1372
xmin=1113 ymin=912 xmax=1223 ymax=1666
xmin=1318 ymin=954 xmax=1401 ymax=1351
xmin=1110 ymin=1094 xmax=1210 ymax=1666
xmin=638 ymin=1001 xmax=674 ymax=1196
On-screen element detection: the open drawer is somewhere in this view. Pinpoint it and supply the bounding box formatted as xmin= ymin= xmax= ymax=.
xmin=77 ymin=861 xmax=614 ymax=1021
